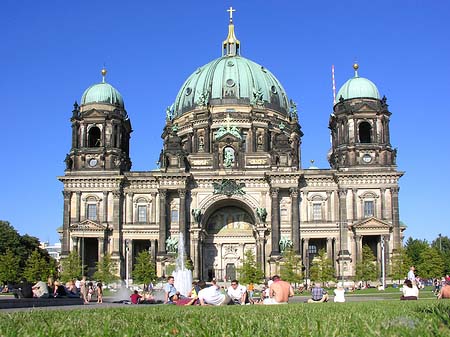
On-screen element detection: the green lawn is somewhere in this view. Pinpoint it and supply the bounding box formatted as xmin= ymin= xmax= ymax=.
xmin=1 ymin=300 xmax=449 ymax=337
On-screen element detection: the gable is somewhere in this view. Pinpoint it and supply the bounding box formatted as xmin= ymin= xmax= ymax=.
xmin=352 ymin=217 xmax=392 ymax=231
xmin=70 ymin=219 xmax=106 ymax=232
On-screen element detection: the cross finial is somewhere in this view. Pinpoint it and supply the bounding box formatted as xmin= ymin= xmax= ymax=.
xmin=227 ymin=6 xmax=236 ymax=22
xmin=224 ymin=113 xmax=233 ymax=131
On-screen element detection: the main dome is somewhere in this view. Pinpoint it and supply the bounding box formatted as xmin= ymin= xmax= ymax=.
xmin=336 ymin=64 xmax=380 ymax=101
xmin=173 ymin=55 xmax=290 ymax=116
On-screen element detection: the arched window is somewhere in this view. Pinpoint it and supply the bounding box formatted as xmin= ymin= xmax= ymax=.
xmin=85 ymin=196 xmax=98 ymax=221
xmin=359 ymin=122 xmax=372 ymax=143
xmin=88 ymin=126 xmax=101 ymax=147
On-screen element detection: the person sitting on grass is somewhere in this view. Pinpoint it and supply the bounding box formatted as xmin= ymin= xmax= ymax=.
xmin=32 ymin=279 xmax=49 ymax=298
xmin=307 ymin=282 xmax=329 ymax=303
xmin=438 ymin=280 xmax=450 ymax=299
xmin=170 ymin=293 xmax=198 ymax=306
xmin=130 ymin=290 xmax=142 ymax=304
xmin=198 ymin=280 xmax=232 ymax=306
xmin=227 ymin=279 xmax=249 ymax=305
xmin=262 ymin=275 xmax=294 ymax=305
xmin=400 ymin=279 xmax=418 ymax=300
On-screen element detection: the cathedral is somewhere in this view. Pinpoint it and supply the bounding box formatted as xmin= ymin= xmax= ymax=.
xmin=59 ymin=9 xmax=404 ymax=282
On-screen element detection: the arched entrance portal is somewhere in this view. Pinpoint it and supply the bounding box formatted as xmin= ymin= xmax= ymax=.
xmin=202 ymin=205 xmax=256 ymax=281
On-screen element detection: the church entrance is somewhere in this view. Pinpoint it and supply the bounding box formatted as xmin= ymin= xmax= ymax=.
xmin=202 ymin=205 xmax=256 ymax=281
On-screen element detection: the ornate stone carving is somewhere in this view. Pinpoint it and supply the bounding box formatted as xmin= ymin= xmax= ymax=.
xmin=191 ymin=208 xmax=202 ymax=224
xmin=256 ymin=207 xmax=267 ymax=224
xmin=279 ymin=236 xmax=293 ymax=253
xmin=212 ymin=179 xmax=245 ymax=196
xmin=166 ymin=236 xmax=179 ymax=253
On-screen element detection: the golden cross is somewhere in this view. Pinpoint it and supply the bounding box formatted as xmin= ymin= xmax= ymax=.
xmin=227 ymin=6 xmax=236 ymax=22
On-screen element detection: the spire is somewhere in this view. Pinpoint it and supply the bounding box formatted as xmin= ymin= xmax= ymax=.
xmin=101 ymin=67 xmax=107 ymax=83
xmin=353 ymin=62 xmax=359 ymax=78
xmin=222 ymin=6 xmax=240 ymax=56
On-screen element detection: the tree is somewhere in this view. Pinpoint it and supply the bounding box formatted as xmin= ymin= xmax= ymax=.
xmin=23 ymin=249 xmax=51 ymax=282
xmin=389 ymin=246 xmax=411 ymax=283
xmin=60 ymin=251 xmax=82 ymax=282
xmin=0 ymin=249 xmax=21 ymax=284
xmin=132 ymin=251 xmax=156 ymax=286
xmin=355 ymin=245 xmax=378 ymax=285
xmin=93 ymin=253 xmax=117 ymax=285
xmin=404 ymin=237 xmax=429 ymax=269
xmin=431 ymin=235 xmax=450 ymax=275
xmin=309 ymin=249 xmax=335 ymax=283
xmin=237 ymin=249 xmax=264 ymax=285
xmin=280 ymin=248 xmax=303 ymax=284
xmin=417 ymin=247 xmax=445 ymax=279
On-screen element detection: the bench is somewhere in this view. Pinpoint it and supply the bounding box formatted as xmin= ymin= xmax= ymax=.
xmin=0 ymin=297 xmax=84 ymax=309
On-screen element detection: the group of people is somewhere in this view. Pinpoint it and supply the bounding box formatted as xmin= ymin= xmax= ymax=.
xmin=401 ymin=266 xmax=450 ymax=300
xmin=161 ymin=275 xmax=295 ymax=306
xmin=11 ymin=276 xmax=104 ymax=303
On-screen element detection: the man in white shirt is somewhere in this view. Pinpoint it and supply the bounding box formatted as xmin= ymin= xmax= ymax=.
xmin=407 ymin=266 xmax=416 ymax=283
xmin=227 ymin=280 xmax=248 ymax=304
xmin=198 ymin=280 xmax=231 ymax=306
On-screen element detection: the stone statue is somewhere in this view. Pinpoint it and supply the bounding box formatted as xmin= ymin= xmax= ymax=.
xmin=166 ymin=236 xmax=179 ymax=253
xmin=64 ymin=154 xmax=73 ymax=170
xmin=251 ymin=87 xmax=264 ymax=106
xmin=223 ymin=148 xmax=234 ymax=167
xmin=165 ymin=104 xmax=175 ymax=121
xmin=289 ymin=99 xmax=298 ymax=119
xmin=279 ymin=236 xmax=293 ymax=253
xmin=196 ymin=91 xmax=209 ymax=107
xmin=256 ymin=207 xmax=267 ymax=224
xmin=191 ymin=208 xmax=202 ymax=224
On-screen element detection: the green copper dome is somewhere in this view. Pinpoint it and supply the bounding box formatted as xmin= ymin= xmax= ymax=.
xmin=81 ymin=70 xmax=124 ymax=108
xmin=336 ymin=64 xmax=380 ymax=102
xmin=81 ymin=82 xmax=124 ymax=107
xmin=173 ymin=55 xmax=289 ymax=116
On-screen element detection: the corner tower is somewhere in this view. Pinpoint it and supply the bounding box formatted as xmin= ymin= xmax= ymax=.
xmin=329 ymin=64 xmax=396 ymax=170
xmin=64 ymin=69 xmax=132 ymax=173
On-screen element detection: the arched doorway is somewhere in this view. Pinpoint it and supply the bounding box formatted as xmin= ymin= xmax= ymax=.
xmin=202 ymin=205 xmax=256 ymax=281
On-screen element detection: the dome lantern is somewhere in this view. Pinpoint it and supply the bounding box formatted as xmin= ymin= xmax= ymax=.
xmin=335 ymin=63 xmax=380 ymax=102
xmin=222 ymin=6 xmax=240 ymax=56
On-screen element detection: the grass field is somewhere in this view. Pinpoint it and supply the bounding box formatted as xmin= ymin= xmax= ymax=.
xmin=0 ymin=300 xmax=449 ymax=337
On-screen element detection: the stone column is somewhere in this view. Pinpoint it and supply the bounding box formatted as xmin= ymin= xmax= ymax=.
xmin=72 ymin=236 xmax=78 ymax=253
xmin=126 ymin=192 xmax=133 ymax=224
xmin=270 ymin=188 xmax=280 ymax=256
xmin=103 ymin=191 xmax=109 ymax=225
xmin=151 ymin=192 xmax=157 ymax=223
xmin=302 ymin=238 xmax=309 ymax=278
xmin=178 ymin=189 xmax=186 ymax=242
xmin=326 ymin=191 xmax=332 ymax=222
xmin=111 ymin=190 xmax=122 ymax=259
xmin=98 ymin=237 xmax=105 ymax=262
xmin=355 ymin=235 xmax=362 ymax=263
xmin=352 ymin=188 xmax=358 ymax=221
xmin=338 ymin=189 xmax=349 ymax=254
xmin=391 ymin=187 xmax=401 ymax=250
xmin=75 ymin=191 xmax=81 ymax=223
xmin=190 ymin=228 xmax=202 ymax=279
xmin=158 ymin=189 xmax=167 ymax=255
xmin=290 ymin=187 xmax=300 ymax=254
xmin=62 ymin=191 xmax=72 ymax=255
xmin=326 ymin=237 xmax=333 ymax=259
xmin=383 ymin=234 xmax=390 ymax=271
xmin=380 ymin=188 xmax=386 ymax=220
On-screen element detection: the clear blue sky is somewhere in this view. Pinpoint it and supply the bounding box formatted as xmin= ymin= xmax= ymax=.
xmin=1 ymin=0 xmax=449 ymax=244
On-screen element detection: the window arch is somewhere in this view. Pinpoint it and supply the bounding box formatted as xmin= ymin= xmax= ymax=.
xmin=135 ymin=197 xmax=150 ymax=223
xmin=85 ymin=195 xmax=100 ymax=221
xmin=359 ymin=122 xmax=372 ymax=143
xmin=359 ymin=192 xmax=378 ymax=218
xmin=88 ymin=126 xmax=101 ymax=147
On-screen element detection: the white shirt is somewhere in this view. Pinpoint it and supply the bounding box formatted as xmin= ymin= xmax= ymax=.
xmin=333 ymin=288 xmax=345 ymax=302
xmin=198 ymin=285 xmax=225 ymax=306
xmin=407 ymin=270 xmax=415 ymax=281
xmin=227 ymin=284 xmax=247 ymax=301
xmin=402 ymin=285 xmax=419 ymax=298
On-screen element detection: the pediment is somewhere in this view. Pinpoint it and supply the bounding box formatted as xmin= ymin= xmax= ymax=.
xmin=352 ymin=217 xmax=392 ymax=230
xmin=82 ymin=109 xmax=106 ymax=118
xmin=70 ymin=219 xmax=106 ymax=231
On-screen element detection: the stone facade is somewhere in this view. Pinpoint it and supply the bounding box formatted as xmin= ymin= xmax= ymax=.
xmin=59 ymin=17 xmax=404 ymax=282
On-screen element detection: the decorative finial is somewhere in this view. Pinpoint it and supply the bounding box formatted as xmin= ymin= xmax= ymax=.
xmin=310 ymin=159 xmax=315 ymax=165
xmin=223 ymin=7 xmax=240 ymax=56
xmin=101 ymin=67 xmax=107 ymax=83
xmin=353 ymin=62 xmax=359 ymax=77
xmin=227 ymin=6 xmax=236 ymax=22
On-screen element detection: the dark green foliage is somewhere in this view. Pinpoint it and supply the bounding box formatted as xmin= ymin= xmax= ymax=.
xmin=404 ymin=237 xmax=429 ymax=270
xmin=355 ymin=245 xmax=378 ymax=284
xmin=93 ymin=253 xmax=117 ymax=284
xmin=237 ymin=249 xmax=264 ymax=284
xmin=0 ymin=249 xmax=20 ymax=284
xmin=431 ymin=235 xmax=450 ymax=274
xmin=132 ymin=250 xmax=156 ymax=285
xmin=22 ymin=249 xmax=52 ymax=282
xmin=280 ymin=248 xmax=303 ymax=284
xmin=417 ymin=247 xmax=445 ymax=279
xmin=309 ymin=248 xmax=334 ymax=283
xmin=390 ymin=246 xmax=411 ymax=283
xmin=60 ymin=251 xmax=82 ymax=282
